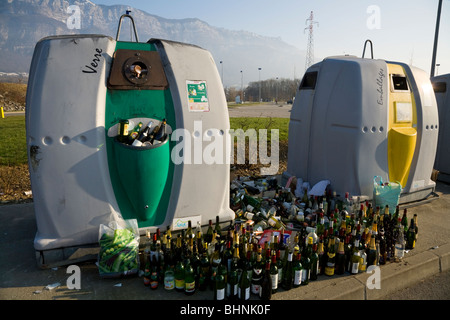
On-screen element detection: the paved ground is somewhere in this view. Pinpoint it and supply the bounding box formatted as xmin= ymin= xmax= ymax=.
xmin=0 ymin=179 xmax=449 ymax=302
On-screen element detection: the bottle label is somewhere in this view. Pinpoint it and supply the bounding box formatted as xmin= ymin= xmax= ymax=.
xmin=185 ymin=281 xmax=196 ymax=293
xmin=301 ymin=269 xmax=310 ymax=282
xmin=277 ymin=268 xmax=283 ymax=284
xmin=351 ymin=262 xmax=359 ymax=274
xmin=216 ymin=288 xmax=225 ymax=300
xmin=164 ymin=278 xmax=174 ymax=290
xmin=251 ymin=283 xmax=260 ymax=295
xmin=325 ymin=266 xmax=335 ymax=276
xmin=294 ymin=270 xmax=302 ymax=285
xmin=238 ymin=286 xmax=250 ymax=300
xmin=270 ymin=274 xmax=278 ymax=289
xmin=175 ymin=279 xmax=185 ymax=290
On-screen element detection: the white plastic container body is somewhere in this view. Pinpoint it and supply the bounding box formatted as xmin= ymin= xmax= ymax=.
xmin=431 ymin=74 xmax=450 ymax=176
xmin=284 ymin=56 xmax=438 ymax=200
xmin=153 ymin=39 xmax=234 ymax=231
xmin=26 ymin=35 xmax=120 ymax=251
xmin=26 ymin=36 xmax=234 ymax=253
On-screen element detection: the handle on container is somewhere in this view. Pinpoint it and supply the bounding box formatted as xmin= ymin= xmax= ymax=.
xmin=115 ymin=14 xmax=139 ymax=42
xmin=362 ymin=39 xmax=374 ymax=59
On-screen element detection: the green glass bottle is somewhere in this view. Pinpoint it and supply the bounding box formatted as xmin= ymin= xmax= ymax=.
xmin=150 ymin=255 xmax=159 ymax=290
xmin=143 ymin=253 xmax=151 ymax=287
xmin=117 ymin=119 xmax=129 ymax=143
xmin=293 ymin=253 xmax=303 ymax=288
xmin=406 ymin=218 xmax=416 ymax=250
xmin=214 ymin=273 xmax=226 ymax=301
xmin=276 ymin=249 xmax=283 ymax=286
xmin=350 ymin=237 xmax=361 ymax=275
xmin=301 ymin=237 xmax=312 ymax=285
xmin=335 ymin=240 xmax=346 ymax=275
xmin=251 ymin=251 xmax=263 ymax=295
xmin=198 ymin=243 xmax=210 ymax=291
xmin=367 ymin=234 xmax=378 ymax=266
xmin=127 ymin=121 xmax=142 ymax=143
xmin=317 ymin=239 xmax=326 ymax=275
xmin=269 ymin=252 xmax=278 ymax=293
xmin=174 ymin=259 xmax=185 ymax=292
xmin=238 ymin=260 xmax=251 ymax=300
xmin=310 ymin=243 xmax=319 ymax=281
xmin=259 ymin=261 xmax=272 ymax=300
xmin=282 ymin=252 xmax=294 ymax=290
xmin=224 ymin=240 xmax=234 ymax=272
xmin=325 ymin=238 xmax=336 ymax=276
xmin=184 ymin=260 xmax=196 ymax=295
xmin=214 ymin=215 xmax=222 ymax=238
xmin=227 ymin=269 xmax=238 ymax=300
xmin=204 ymin=219 xmax=214 ymax=244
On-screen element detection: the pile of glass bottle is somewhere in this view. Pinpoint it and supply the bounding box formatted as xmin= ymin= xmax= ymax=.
xmin=140 ymin=175 xmax=418 ymax=300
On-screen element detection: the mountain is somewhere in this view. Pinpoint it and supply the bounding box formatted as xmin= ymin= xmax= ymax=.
xmin=0 ymin=0 xmax=305 ymax=87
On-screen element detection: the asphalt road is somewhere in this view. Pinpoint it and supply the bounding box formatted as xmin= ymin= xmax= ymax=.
xmin=228 ymin=103 xmax=292 ymax=118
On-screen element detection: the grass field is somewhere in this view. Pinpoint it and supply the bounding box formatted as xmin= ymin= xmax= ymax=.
xmin=0 ymin=115 xmax=27 ymax=166
xmin=0 ymin=114 xmax=289 ymax=201
xmin=0 ymin=115 xmax=289 ymax=166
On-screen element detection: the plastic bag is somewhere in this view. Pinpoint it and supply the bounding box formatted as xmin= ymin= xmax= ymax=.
xmin=97 ymin=219 xmax=140 ymax=278
xmin=373 ymin=176 xmax=402 ymax=214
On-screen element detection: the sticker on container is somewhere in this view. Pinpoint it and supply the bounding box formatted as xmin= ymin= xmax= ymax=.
xmin=171 ymin=215 xmax=202 ymax=231
xmin=187 ymin=80 xmax=209 ymax=112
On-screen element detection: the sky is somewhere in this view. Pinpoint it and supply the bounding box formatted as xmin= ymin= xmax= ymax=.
xmin=92 ymin=0 xmax=450 ymax=82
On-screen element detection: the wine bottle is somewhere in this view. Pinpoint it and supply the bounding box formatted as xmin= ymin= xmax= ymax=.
xmin=210 ymin=243 xmax=222 ymax=291
xmin=269 ymin=252 xmax=278 ymax=293
xmin=293 ymin=252 xmax=302 ymax=288
xmin=310 ymin=243 xmax=319 ymax=281
xmin=224 ymin=240 xmax=234 ymax=272
xmin=174 ymin=259 xmax=185 ymax=292
xmin=127 ymin=121 xmax=142 ymax=143
xmin=214 ymin=273 xmax=225 ymax=301
xmin=335 ymin=240 xmax=346 ymax=275
xmin=117 ymin=119 xmax=129 ymax=143
xmin=227 ymin=269 xmax=238 ymax=300
xmin=317 ymin=239 xmax=326 ymax=275
xmin=367 ymin=234 xmax=378 ymax=266
xmin=401 ymin=208 xmax=408 ymax=235
xmin=259 ymin=261 xmax=272 ymax=300
xmin=301 ymin=237 xmax=312 ymax=285
xmin=358 ymin=234 xmax=368 ymax=273
xmin=204 ymin=219 xmax=214 ymax=244
xmin=413 ymin=213 xmax=419 ymax=241
xmin=325 ymin=237 xmax=336 ymax=276
xmin=214 ymin=215 xmax=222 ymax=239
xmin=406 ymin=218 xmax=416 ymax=250
xmin=150 ymin=255 xmax=159 ymax=289
xmin=143 ymin=252 xmax=151 ymax=287
xmin=276 ymin=249 xmax=283 ymax=285
xmin=198 ymin=244 xmax=210 ymax=291
xmin=131 ymin=120 xmax=153 ymax=147
xmin=282 ymin=252 xmax=294 ymax=290
xmin=350 ymin=237 xmax=361 ymax=275
xmin=238 ymin=260 xmax=251 ymax=300
xmin=151 ymin=118 xmax=167 ymax=144
xmin=394 ymin=218 xmax=405 ymax=262
xmin=251 ymin=251 xmax=263 ymax=295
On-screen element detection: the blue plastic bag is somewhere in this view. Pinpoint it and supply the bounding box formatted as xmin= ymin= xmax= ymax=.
xmin=373 ymin=176 xmax=402 ymax=214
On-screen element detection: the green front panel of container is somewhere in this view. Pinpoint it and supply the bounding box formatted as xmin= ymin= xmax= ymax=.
xmin=105 ymin=41 xmax=175 ymax=228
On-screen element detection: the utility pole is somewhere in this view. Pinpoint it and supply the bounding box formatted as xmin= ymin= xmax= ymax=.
xmin=430 ymin=0 xmax=443 ymax=77
xmin=304 ymin=11 xmax=319 ymax=72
